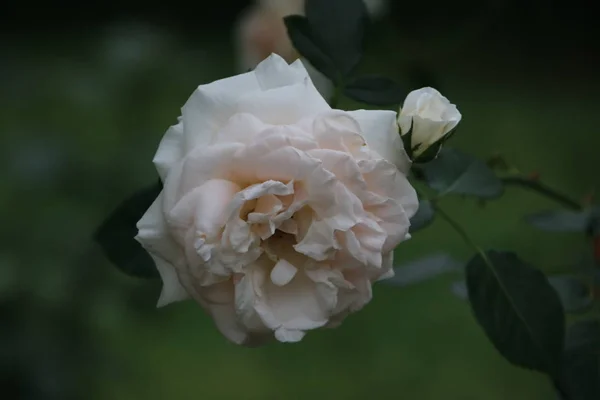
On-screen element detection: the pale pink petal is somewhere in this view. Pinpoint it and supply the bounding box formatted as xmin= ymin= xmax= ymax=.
xmin=270 ymin=258 xmax=298 ymax=286
xmin=375 ymin=251 xmax=395 ymax=282
xmin=235 ymin=80 xmax=330 ymax=125
xmin=136 ymin=192 xmax=184 ymax=266
xmin=308 ymin=111 xmax=366 ymax=154
xmin=253 ymin=53 xmax=310 ymax=90
xmin=181 ymin=71 xmax=261 ymax=152
xmin=197 ymin=281 xmax=253 ymax=345
xmin=294 ymin=220 xmax=340 ymax=261
xmin=307 ymin=148 xmax=368 ymax=195
xmin=213 ymin=112 xmax=269 ymax=145
xmin=153 ymin=120 xmax=183 ymax=181
xmin=167 ymin=179 xmax=241 ymax=235
xmin=348 ymin=109 xmax=411 ymax=173
xmin=274 ymin=328 xmax=305 ymax=343
xmin=359 ymin=158 xmax=419 ymax=221
xmin=162 ymin=143 xmax=243 ymax=211
xmin=151 ymin=253 xmax=190 ymax=307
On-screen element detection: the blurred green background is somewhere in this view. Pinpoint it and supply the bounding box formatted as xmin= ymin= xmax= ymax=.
xmin=1 ymin=1 xmax=598 ymax=399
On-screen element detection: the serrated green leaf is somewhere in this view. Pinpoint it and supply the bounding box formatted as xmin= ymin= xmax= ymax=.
xmin=94 ymin=181 xmax=162 ymax=279
xmin=409 ymin=200 xmax=435 ymax=233
xmin=283 ymin=15 xmax=338 ymax=81
xmin=305 ymin=0 xmax=367 ymax=77
xmin=466 ymin=250 xmax=565 ymax=377
xmin=385 ymin=253 xmax=462 ymax=287
xmin=548 ymin=275 xmax=593 ymax=313
xmin=344 ymin=75 xmax=406 ymax=106
xmin=525 ymin=209 xmax=597 ymax=233
xmin=421 ymin=148 xmax=503 ymax=199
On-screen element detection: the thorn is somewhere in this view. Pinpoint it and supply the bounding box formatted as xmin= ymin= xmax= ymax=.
xmin=486 ymin=153 xmax=509 ymax=170
xmin=582 ymin=188 xmax=595 ymax=206
xmin=527 ymin=171 xmax=540 ymax=181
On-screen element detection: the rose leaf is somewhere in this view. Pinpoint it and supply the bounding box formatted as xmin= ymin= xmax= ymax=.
xmin=344 ymin=75 xmax=407 ymax=106
xmin=93 ymin=181 xmax=162 ymax=279
xmin=466 ymin=250 xmax=565 ymax=377
xmin=420 ymin=148 xmax=504 ymax=199
xmin=304 ymin=0 xmax=368 ymax=77
xmin=283 ymin=15 xmax=338 ymax=81
xmin=558 ymin=319 xmax=600 ymax=400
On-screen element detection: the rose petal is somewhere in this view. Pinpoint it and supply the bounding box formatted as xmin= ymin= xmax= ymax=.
xmin=197 ymin=281 xmax=255 ymax=345
xmin=153 ymin=120 xmax=183 ymax=181
xmin=294 ymin=220 xmax=340 ymax=261
xmin=168 ymin=179 xmax=241 ymax=235
xmin=235 ymin=80 xmax=330 ymax=125
xmin=241 ymin=263 xmax=331 ymax=336
xmin=162 ymin=143 xmax=243 ymax=211
xmin=151 ymin=253 xmax=190 ymax=307
xmin=181 ymin=70 xmax=261 ymax=152
xmin=274 ymin=327 xmax=305 ymax=343
xmin=348 ymin=109 xmax=411 ymax=174
xmin=214 ymin=112 xmax=269 ymax=145
xmin=309 ymin=111 xmax=365 ymax=155
xmin=136 ymin=192 xmax=184 ymax=266
xmin=254 ymin=53 xmax=310 ymax=90
xmin=270 ymin=258 xmax=298 ymax=286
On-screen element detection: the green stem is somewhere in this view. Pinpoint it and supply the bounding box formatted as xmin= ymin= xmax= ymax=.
xmin=329 ymin=84 xmax=341 ymax=109
xmin=435 ymin=202 xmax=573 ymax=399
xmin=501 ymin=177 xmax=581 ymax=211
xmin=433 ymin=203 xmax=485 ymax=256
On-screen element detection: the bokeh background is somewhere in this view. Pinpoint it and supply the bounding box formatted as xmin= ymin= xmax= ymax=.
xmin=1 ymin=1 xmax=598 ymax=399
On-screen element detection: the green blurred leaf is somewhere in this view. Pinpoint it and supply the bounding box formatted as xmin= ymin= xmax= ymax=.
xmin=386 ymin=253 xmax=462 ymax=287
xmin=466 ymin=251 xmax=565 ymax=377
xmin=409 ymin=200 xmax=435 ymax=233
xmin=548 ymin=275 xmax=593 ymax=313
xmin=94 ymin=181 xmax=161 ymax=279
xmin=304 ymin=0 xmax=367 ymax=77
xmin=344 ymin=75 xmax=406 ymax=106
xmin=525 ymin=209 xmax=598 ymax=233
xmin=451 ymin=279 xmax=468 ymax=300
xmin=420 ymin=148 xmax=503 ymax=199
xmin=283 ymin=16 xmax=338 ymax=81
xmin=560 ymin=319 xmax=600 ymax=400
xmin=566 ymin=319 xmax=600 ymax=351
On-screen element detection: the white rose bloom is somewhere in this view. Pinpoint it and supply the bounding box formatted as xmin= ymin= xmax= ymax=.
xmin=397 ymin=87 xmax=462 ymax=158
xmin=235 ymin=0 xmax=390 ymax=100
xmin=136 ymin=54 xmax=417 ymax=346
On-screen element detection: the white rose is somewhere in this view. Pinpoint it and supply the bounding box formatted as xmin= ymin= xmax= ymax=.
xmin=397 ymin=87 xmax=462 ymax=158
xmin=136 ymin=54 xmax=418 ymax=346
xmin=235 ymin=0 xmax=390 ymax=100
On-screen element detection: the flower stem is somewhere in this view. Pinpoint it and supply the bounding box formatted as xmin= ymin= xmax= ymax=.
xmin=433 ymin=203 xmax=484 ymax=255
xmin=329 ymin=85 xmax=341 ymax=109
xmin=501 ymin=177 xmax=581 ymax=211
xmin=433 ymin=202 xmax=495 ymax=272
xmin=434 ymin=202 xmax=573 ymax=399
